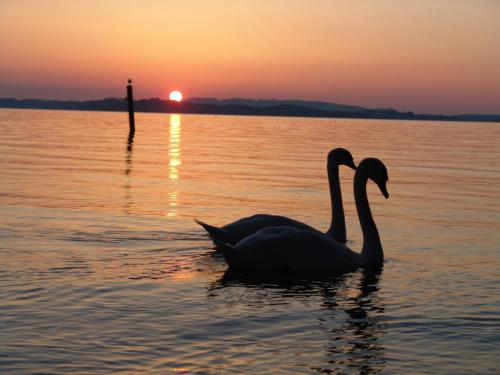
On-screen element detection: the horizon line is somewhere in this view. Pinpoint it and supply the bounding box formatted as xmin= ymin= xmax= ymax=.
xmin=1 ymin=95 xmax=500 ymax=118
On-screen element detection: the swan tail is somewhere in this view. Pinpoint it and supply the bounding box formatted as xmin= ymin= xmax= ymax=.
xmin=213 ymin=239 xmax=242 ymax=269
xmin=194 ymin=219 xmax=229 ymax=243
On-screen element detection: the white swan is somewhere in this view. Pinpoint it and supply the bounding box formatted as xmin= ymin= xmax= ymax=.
xmin=216 ymin=158 xmax=389 ymax=272
xmin=195 ymin=148 xmax=357 ymax=246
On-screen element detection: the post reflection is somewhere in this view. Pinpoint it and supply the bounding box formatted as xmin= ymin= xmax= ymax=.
xmin=125 ymin=130 xmax=135 ymax=176
xmin=124 ymin=130 xmax=135 ymax=214
xmin=207 ymin=268 xmax=385 ymax=373
xmin=167 ymin=114 xmax=181 ymax=217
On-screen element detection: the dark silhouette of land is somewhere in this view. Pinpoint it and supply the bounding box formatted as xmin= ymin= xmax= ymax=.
xmin=1 ymin=97 xmax=499 ymax=122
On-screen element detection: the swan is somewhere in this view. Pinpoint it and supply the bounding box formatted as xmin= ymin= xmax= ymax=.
xmin=216 ymin=158 xmax=389 ymax=272
xmin=195 ymin=148 xmax=357 ymax=246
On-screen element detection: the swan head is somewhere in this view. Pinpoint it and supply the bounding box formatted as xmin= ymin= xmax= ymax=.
xmin=358 ymin=158 xmax=389 ymax=199
xmin=327 ymin=148 xmax=357 ymax=170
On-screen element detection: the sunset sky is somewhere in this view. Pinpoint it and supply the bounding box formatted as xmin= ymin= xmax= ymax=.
xmin=1 ymin=0 xmax=499 ymax=114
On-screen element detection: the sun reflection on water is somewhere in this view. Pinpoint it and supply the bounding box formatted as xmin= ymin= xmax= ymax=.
xmin=167 ymin=114 xmax=181 ymax=217
xmin=169 ymin=114 xmax=181 ymax=180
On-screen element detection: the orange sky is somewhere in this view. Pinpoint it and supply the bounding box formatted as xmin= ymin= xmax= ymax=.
xmin=1 ymin=0 xmax=499 ymax=114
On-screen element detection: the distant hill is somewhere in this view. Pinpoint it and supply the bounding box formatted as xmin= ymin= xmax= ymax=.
xmin=0 ymin=97 xmax=499 ymax=123
xmin=186 ymin=97 xmax=366 ymax=113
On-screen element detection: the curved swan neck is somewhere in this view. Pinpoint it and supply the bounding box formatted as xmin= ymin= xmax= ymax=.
xmin=327 ymin=163 xmax=346 ymax=242
xmin=354 ymin=171 xmax=383 ymax=264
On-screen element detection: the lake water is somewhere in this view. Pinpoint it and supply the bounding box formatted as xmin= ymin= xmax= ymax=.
xmin=0 ymin=109 xmax=499 ymax=374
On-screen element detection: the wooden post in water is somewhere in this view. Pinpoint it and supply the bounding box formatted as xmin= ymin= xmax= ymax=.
xmin=127 ymin=79 xmax=135 ymax=133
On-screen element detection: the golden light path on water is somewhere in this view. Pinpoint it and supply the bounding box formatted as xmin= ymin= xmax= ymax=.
xmin=165 ymin=113 xmax=199 ymax=283
xmin=167 ymin=114 xmax=181 ymax=217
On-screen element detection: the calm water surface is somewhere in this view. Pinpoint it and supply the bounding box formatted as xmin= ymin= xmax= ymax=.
xmin=0 ymin=109 xmax=499 ymax=374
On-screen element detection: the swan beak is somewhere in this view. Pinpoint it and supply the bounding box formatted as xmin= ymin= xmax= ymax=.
xmin=347 ymin=160 xmax=357 ymax=170
xmin=379 ymin=182 xmax=389 ymax=199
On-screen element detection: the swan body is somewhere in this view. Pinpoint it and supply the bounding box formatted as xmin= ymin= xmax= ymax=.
xmin=216 ymin=227 xmax=360 ymax=272
xmin=195 ymin=148 xmax=356 ymax=246
xmin=217 ymin=158 xmax=389 ymax=272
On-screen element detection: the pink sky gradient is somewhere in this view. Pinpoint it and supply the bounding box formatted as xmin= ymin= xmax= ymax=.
xmin=1 ymin=0 xmax=499 ymax=114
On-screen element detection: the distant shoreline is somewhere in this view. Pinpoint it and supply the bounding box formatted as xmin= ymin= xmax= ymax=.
xmin=1 ymin=97 xmax=499 ymax=123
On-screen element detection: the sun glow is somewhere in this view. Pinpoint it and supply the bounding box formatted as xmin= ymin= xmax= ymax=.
xmin=169 ymin=90 xmax=183 ymax=102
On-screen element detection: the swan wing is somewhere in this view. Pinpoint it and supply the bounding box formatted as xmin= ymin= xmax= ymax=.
xmin=217 ymin=214 xmax=320 ymax=245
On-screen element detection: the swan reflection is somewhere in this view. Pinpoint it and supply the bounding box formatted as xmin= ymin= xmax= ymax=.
xmin=319 ymin=268 xmax=385 ymax=374
xmin=167 ymin=114 xmax=181 ymax=217
xmin=207 ymin=268 xmax=385 ymax=373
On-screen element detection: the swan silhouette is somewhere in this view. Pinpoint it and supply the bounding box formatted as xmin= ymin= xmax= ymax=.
xmin=216 ymin=158 xmax=389 ymax=272
xmin=195 ymin=148 xmax=357 ymax=246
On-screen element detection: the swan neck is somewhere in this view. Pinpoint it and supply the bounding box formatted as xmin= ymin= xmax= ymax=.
xmin=354 ymin=171 xmax=383 ymax=264
xmin=327 ymin=163 xmax=346 ymax=242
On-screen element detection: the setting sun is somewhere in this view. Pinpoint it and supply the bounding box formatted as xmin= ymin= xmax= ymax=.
xmin=169 ymin=90 xmax=183 ymax=102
